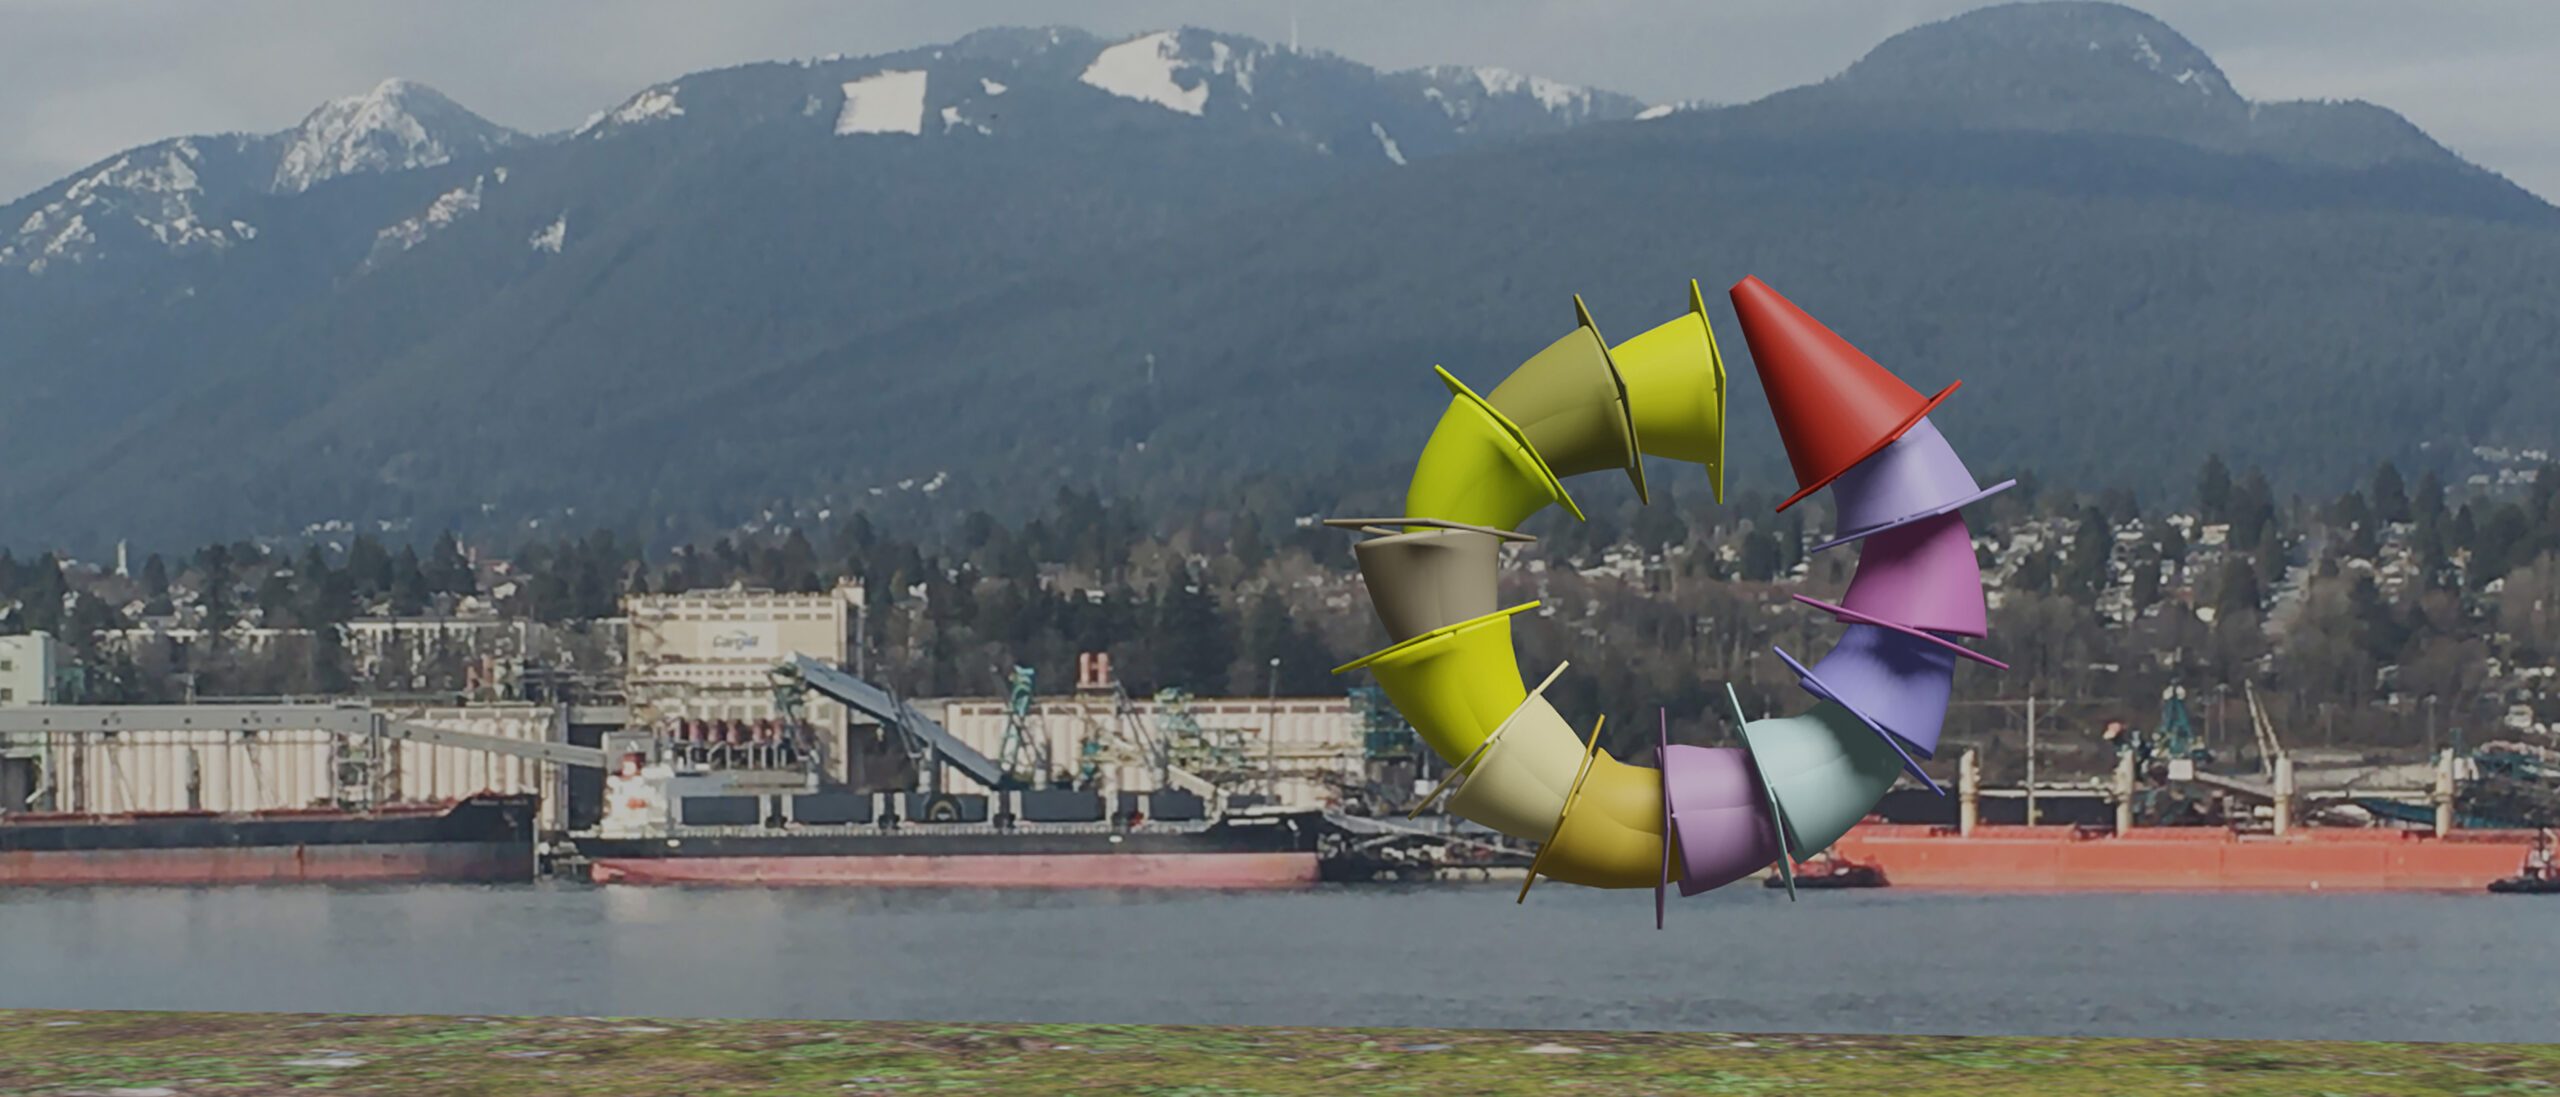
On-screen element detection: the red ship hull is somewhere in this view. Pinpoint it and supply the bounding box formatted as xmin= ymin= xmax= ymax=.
xmin=587 ymin=851 xmax=1320 ymax=888
xmin=1827 ymin=825 xmax=2540 ymax=892
xmin=1 ymin=842 xmax=533 ymax=885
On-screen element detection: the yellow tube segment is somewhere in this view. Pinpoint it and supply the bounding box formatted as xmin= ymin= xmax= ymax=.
xmin=1609 ymin=279 xmax=1731 ymax=504
xmin=1403 ymin=367 xmax=1584 ymax=532
xmin=1331 ymin=602 xmax=1539 ymax=765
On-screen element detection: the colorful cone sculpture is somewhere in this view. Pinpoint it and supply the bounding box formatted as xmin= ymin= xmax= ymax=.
xmin=1811 ymin=418 xmax=2016 ymax=551
xmin=1608 ymin=280 xmax=1731 ymax=504
xmin=1739 ymin=699 xmax=1910 ymax=862
xmin=1405 ymin=367 xmax=1585 ymax=532
xmin=1333 ymin=602 xmax=1539 ymax=764
xmin=1729 ymin=276 xmax=1958 ymax=513
xmin=1340 ymin=277 xmax=2005 ymax=925
xmin=1485 ymin=296 xmax=1648 ymax=504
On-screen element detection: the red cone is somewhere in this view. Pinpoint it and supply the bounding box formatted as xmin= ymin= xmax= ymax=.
xmin=1729 ymin=276 xmax=1959 ymax=512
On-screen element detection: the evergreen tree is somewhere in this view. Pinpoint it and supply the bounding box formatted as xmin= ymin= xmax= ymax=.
xmin=1739 ymin=529 xmax=1780 ymax=582
xmin=2130 ymin=550 xmax=2163 ymax=609
xmin=1152 ymin=581 xmax=1233 ymax=692
xmin=2334 ymin=490 xmax=2377 ymax=558
xmin=2061 ymin=506 xmax=2111 ymax=603
xmin=1629 ymin=495 xmax=1687 ymax=552
xmin=197 ymin=547 xmax=235 ymax=638
xmin=348 ymin=534 xmax=393 ymax=597
xmin=2217 ymin=557 xmax=2263 ymax=616
xmin=2198 ymin=455 xmax=2233 ymax=524
xmin=2013 ymin=548 xmax=2053 ymax=595
xmin=780 ymin=529 xmax=821 ymax=592
xmin=1230 ymin=513 xmax=1269 ymax=570
xmin=2413 ymin=470 xmax=2446 ymax=527
xmin=2371 ymin=462 xmax=2411 ymax=524
xmin=429 ymin=531 xmax=473 ymax=595
xmin=141 ymin=553 xmax=169 ymax=597
xmin=390 ymin=546 xmax=431 ymax=615
xmin=257 ymin=568 xmax=298 ymax=627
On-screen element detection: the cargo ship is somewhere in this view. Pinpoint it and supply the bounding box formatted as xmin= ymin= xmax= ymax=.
xmin=1821 ymin=823 xmax=2541 ymax=892
xmin=0 ymin=792 xmax=539 ymax=885
xmin=569 ymin=655 xmax=1327 ymax=888
xmin=574 ymin=785 xmax=1325 ymax=888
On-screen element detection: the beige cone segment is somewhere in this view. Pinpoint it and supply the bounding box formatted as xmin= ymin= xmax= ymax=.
xmin=1354 ymin=527 xmax=1505 ymax=645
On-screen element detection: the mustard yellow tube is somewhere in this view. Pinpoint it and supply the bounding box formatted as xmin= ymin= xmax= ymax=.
xmin=1332 ymin=602 xmax=1538 ymax=765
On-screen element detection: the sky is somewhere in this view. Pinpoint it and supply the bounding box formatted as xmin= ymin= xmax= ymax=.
xmin=3 ymin=0 xmax=2556 ymax=203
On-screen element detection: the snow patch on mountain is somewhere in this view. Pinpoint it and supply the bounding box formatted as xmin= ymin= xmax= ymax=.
xmin=273 ymin=79 xmax=513 ymax=192
xmin=529 ymin=214 xmax=566 ymax=254
xmin=837 ymin=70 xmax=929 ymax=135
xmin=940 ymin=105 xmax=992 ymax=136
xmin=1082 ymin=31 xmax=1208 ymax=116
xmin=981 ymin=77 xmax=1008 ymax=95
xmin=369 ymin=174 xmax=489 ymax=263
xmin=1370 ymin=122 xmax=1406 ymax=165
xmin=1470 ymin=67 xmax=1584 ymax=113
xmin=579 ymin=85 xmax=684 ymax=137
xmin=2131 ymin=33 xmax=2164 ymax=72
xmin=1410 ymin=65 xmax=1624 ymax=126
xmin=1636 ymin=100 xmax=1716 ymax=120
xmin=1207 ymin=39 xmax=1258 ymax=96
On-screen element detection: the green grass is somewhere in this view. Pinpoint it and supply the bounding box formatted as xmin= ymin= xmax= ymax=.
xmin=1 ymin=1010 xmax=2553 ymax=1095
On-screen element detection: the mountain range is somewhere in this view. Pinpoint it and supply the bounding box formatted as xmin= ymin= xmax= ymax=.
xmin=2 ymin=1 xmax=2555 ymax=555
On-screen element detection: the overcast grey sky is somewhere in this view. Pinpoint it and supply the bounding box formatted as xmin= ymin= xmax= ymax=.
xmin=4 ymin=0 xmax=2555 ymax=203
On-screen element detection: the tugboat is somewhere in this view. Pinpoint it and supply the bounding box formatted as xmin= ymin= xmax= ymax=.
xmin=2489 ymin=829 xmax=2559 ymax=894
xmin=1766 ymin=850 xmax=1889 ymax=889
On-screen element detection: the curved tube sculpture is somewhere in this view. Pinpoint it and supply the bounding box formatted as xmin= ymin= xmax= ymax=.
xmin=1331 ymin=277 xmax=2009 ymax=926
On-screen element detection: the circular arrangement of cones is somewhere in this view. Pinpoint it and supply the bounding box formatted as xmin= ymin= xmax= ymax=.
xmin=1332 ymin=277 xmax=2006 ymax=927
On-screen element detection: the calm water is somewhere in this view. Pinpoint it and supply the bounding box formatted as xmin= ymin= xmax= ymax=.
xmin=1 ymin=882 xmax=2552 ymax=1043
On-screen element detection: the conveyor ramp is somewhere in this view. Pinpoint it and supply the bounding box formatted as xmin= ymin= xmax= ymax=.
xmin=786 ymin=654 xmax=1009 ymax=790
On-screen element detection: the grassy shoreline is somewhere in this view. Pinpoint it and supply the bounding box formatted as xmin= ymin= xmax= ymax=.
xmin=2 ymin=1010 xmax=2554 ymax=1095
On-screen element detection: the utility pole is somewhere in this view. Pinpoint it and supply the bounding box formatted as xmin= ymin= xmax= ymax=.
xmin=2026 ymin=690 xmax=2039 ymax=826
xmin=1265 ymin=657 xmax=1281 ymax=800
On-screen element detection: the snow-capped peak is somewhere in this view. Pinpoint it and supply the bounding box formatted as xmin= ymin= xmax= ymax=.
xmin=272 ymin=78 xmax=520 ymax=193
xmin=1 ymin=137 xmax=254 ymax=274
